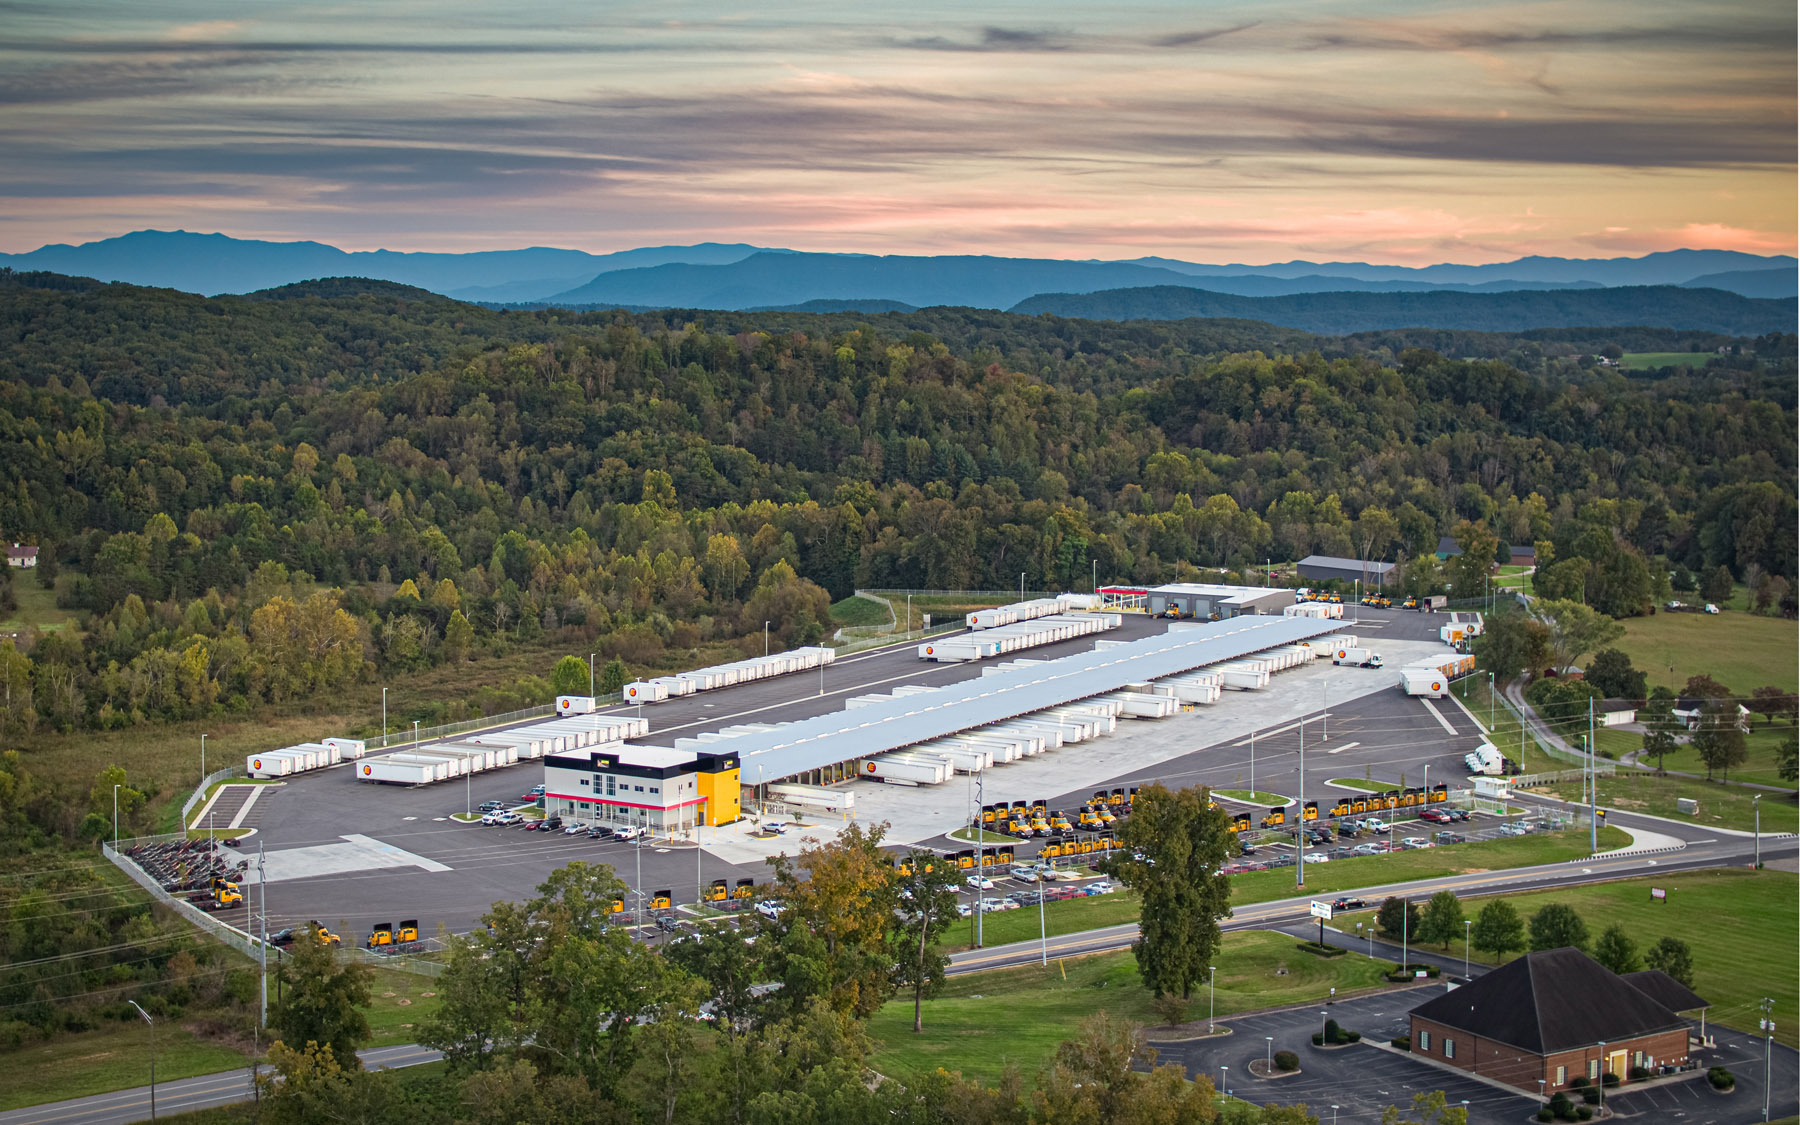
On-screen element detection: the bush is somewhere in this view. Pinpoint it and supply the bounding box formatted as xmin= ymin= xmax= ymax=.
xmin=1311 ymin=1033 xmax=1324 ymax=1046
xmin=1576 ymin=1107 xmax=1593 ymax=1121
xmin=1708 ymin=1066 xmax=1735 ymax=1090
xmin=1296 ymin=940 xmax=1347 ymax=957
xmin=1343 ymin=1030 xmax=1361 ymax=1043
xmin=1391 ymin=1036 xmax=1411 ymax=1050
xmin=1569 ymin=1076 xmax=1590 ymax=1089
xmin=1324 ymin=1018 xmax=1340 ymax=1043
xmin=1601 ymin=1071 xmax=1620 ymax=1088
xmin=1537 ymin=1111 xmax=1553 ymax=1123
xmin=1580 ymin=1087 xmax=1601 ymax=1105
xmin=1628 ymin=1065 xmax=1651 ymax=1081
xmin=1273 ymin=1050 xmax=1299 ymax=1072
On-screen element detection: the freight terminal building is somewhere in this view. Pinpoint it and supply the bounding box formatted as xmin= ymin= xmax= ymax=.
xmin=543 ymin=746 xmax=741 ymax=832
xmin=1100 ymin=583 xmax=1292 ymax=619
xmin=1296 ymin=556 xmax=1398 ymax=585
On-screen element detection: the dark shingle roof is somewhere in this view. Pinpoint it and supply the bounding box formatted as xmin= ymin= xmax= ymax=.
xmin=1410 ymin=948 xmax=1692 ymax=1054
xmin=1623 ymin=970 xmax=1710 ymax=1014
xmin=1296 ymin=555 xmax=1397 ymax=574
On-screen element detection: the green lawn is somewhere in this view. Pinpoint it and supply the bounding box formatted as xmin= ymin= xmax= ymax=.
xmin=870 ymin=930 xmax=1395 ymax=1086
xmin=1607 ymin=608 xmax=1797 ymax=697
xmin=828 ymin=595 xmax=891 ymax=629
xmin=954 ymin=828 xmax=1629 ymax=950
xmin=1326 ymin=778 xmax=1393 ymax=793
xmin=0 ymin=1021 xmax=254 ymax=1112
xmin=1450 ymin=677 xmax=1574 ymax=772
xmin=1539 ymin=770 xmax=1798 ymax=834
xmin=949 ymin=826 xmax=1019 ymax=844
xmin=0 ymin=575 xmax=81 ymax=634
xmin=362 ymin=966 xmax=443 ymax=1046
xmin=1597 ymin=723 xmax=1797 ymax=790
xmin=1213 ymin=788 xmax=1291 ymax=806
xmin=1620 ymin=352 xmax=1716 ymax=370
xmin=1334 ymin=869 xmax=1797 ymax=1047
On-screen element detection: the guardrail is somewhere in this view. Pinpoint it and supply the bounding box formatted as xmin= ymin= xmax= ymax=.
xmin=182 ymin=766 xmax=241 ymax=827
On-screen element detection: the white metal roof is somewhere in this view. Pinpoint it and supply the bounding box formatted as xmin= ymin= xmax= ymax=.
xmin=725 ymin=615 xmax=1339 ymax=782
xmin=1146 ymin=582 xmax=1289 ymax=604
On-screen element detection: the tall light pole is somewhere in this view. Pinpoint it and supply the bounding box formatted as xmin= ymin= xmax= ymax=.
xmin=112 ymin=783 xmax=121 ymax=848
xmin=1588 ymin=697 xmax=1597 ymax=854
xmin=127 ymin=1000 xmax=156 ymax=1120
xmin=764 ymin=621 xmax=770 ymax=657
xmin=1265 ymin=1035 xmax=1273 ymax=1073
xmin=382 ymin=687 xmax=388 ymax=747
xmin=258 ymin=842 xmax=268 ymax=1031
xmin=905 ymin=593 xmax=912 ymax=635
xmin=588 ymin=653 xmax=596 ymax=696
xmin=1753 ymin=795 xmax=1761 ymax=867
xmin=1020 ymin=571 xmax=1025 ymax=602
xmin=200 ymin=733 xmax=207 ymax=786
xmin=1249 ymin=729 xmax=1256 ymax=797
xmin=1296 ymin=717 xmax=1306 ymax=889
xmin=1464 ymin=919 xmax=1472 ymax=980
xmin=1488 ymin=672 xmax=1495 ymax=731
xmin=1208 ymin=964 xmax=1217 ymax=1033
xmin=1091 ymin=557 xmax=1097 ymax=593
xmin=1761 ymin=996 xmax=1775 ymax=1121
xmin=413 ymin=720 xmax=420 ymax=752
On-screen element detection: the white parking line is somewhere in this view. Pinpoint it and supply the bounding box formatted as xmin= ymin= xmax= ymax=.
xmin=1419 ymin=698 xmax=1457 ymax=734
xmin=1323 ymin=741 xmax=1361 ymax=755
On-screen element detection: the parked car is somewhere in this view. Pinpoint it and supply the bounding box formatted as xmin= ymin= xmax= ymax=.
xmin=477 ymin=800 xmax=506 ymax=813
xmin=965 ymin=875 xmax=996 ymax=890
xmin=1399 ymin=836 xmax=1433 ymax=849
xmin=1330 ymin=897 xmax=1366 ymax=911
xmin=563 ymin=821 xmax=588 ymax=835
xmin=1363 ymin=818 xmax=1392 ymax=834
xmin=1418 ymin=809 xmax=1452 ymax=824
xmin=614 ymin=825 xmax=643 ymax=841
xmin=753 ymin=899 xmax=783 ymax=919
xmin=1498 ymin=822 xmax=1529 ymax=837
xmin=1434 ymin=831 xmax=1467 ymax=844
xmin=520 ymin=785 xmax=546 ymax=802
xmin=586 ymin=824 xmax=611 ymax=838
xmin=1302 ymin=852 xmax=1331 ymax=864
xmin=956 ymin=903 xmax=973 ymax=917
xmin=1350 ymin=843 xmax=1383 ymax=857
xmin=1447 ymin=808 xmax=1471 ymax=822
xmin=1084 ymin=880 xmax=1117 ymax=895
xmin=1009 ymin=865 xmax=1041 ymax=881
xmin=1337 ymin=823 xmax=1360 ymax=838
xmin=541 ymin=815 xmax=563 ymax=832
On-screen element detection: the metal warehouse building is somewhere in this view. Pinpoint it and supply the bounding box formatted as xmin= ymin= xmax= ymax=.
xmin=1296 ymin=555 xmax=1397 ymax=584
xmin=1101 ymin=583 xmax=1293 ymax=619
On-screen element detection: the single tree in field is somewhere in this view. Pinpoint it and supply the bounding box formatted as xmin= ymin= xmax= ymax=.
xmin=271 ymin=923 xmax=374 ymax=1066
xmin=1700 ymin=564 xmax=1734 ymax=604
xmin=1592 ymin=925 xmax=1640 ymax=974
xmin=1107 ymin=783 xmax=1234 ymax=999
xmin=1691 ymin=698 xmax=1748 ymax=782
xmin=1471 ymin=900 xmax=1525 ymax=961
xmin=550 ymin=654 xmax=590 ymax=696
xmin=598 ymin=656 xmax=629 ymax=695
xmin=1641 ymin=686 xmax=1682 ymax=772
xmin=1536 ymin=599 xmax=1624 ymax=676
xmin=1645 ymin=936 xmax=1696 ymax=987
xmin=1586 ymin=649 xmax=1646 ymax=701
xmin=1528 ymin=903 xmax=1590 ymax=952
xmin=1416 ymin=890 xmax=1466 ymax=950
xmin=892 ymin=849 xmax=962 ymax=1032
xmin=1376 ymin=896 xmax=1422 ymax=942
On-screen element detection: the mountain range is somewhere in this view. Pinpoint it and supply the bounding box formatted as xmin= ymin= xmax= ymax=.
xmin=1 ymin=230 xmax=1793 ymax=334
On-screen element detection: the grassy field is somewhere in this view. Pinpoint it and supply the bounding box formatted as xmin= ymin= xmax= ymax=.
xmin=828 ymin=595 xmax=891 ymax=629
xmin=362 ymin=966 xmax=443 ymax=1046
xmin=1493 ymin=565 xmax=1536 ymax=596
xmin=1331 ymin=869 xmax=1797 ymax=1047
xmin=1596 ymin=723 xmax=1797 ymax=790
xmin=953 ymin=827 xmax=1628 ymax=950
xmin=0 ymin=1021 xmax=254 ymax=1112
xmin=870 ymin=930 xmax=1395 ymax=1086
xmin=0 ymin=576 xmax=81 ymax=634
xmin=1606 ymin=608 xmax=1797 ymax=697
xmin=1326 ymin=778 xmax=1394 ymax=793
xmin=1537 ymin=770 xmax=1798 ymax=834
xmin=1449 ymin=677 xmax=1575 ymax=773
xmin=1620 ymin=352 xmax=1716 ymax=370
xmin=1213 ymin=788 xmax=1290 ymax=806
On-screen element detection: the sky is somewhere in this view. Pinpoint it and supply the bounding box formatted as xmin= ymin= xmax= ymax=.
xmin=1 ymin=0 xmax=1794 ymax=264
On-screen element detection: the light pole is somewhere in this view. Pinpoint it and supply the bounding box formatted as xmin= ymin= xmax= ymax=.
xmin=382 ymin=687 xmax=388 ymax=746
xmin=906 ymin=594 xmax=912 ymax=635
xmin=413 ymin=720 xmax=419 ymax=753
xmin=1761 ymin=996 xmax=1775 ymax=1121
xmin=1596 ymin=1041 xmax=1607 ymax=1108
xmin=1753 ymin=795 xmax=1761 ymax=867
xmin=1296 ymin=718 xmax=1306 ymax=888
xmin=1249 ymin=729 xmax=1255 ymax=797
xmin=112 ymin=783 xmax=121 ymax=848
xmin=1588 ymin=697 xmax=1597 ymax=854
xmin=127 ymin=1000 xmax=156 ymax=1120
xmin=1265 ymin=1035 xmax=1273 ymax=1073
xmin=1218 ymin=1065 xmax=1227 ymax=1095
xmin=1488 ymin=671 xmax=1495 ymax=731
xmin=764 ymin=621 xmax=770 ymax=657
xmin=1019 ymin=572 xmax=1025 ymax=602
xmin=200 ymin=733 xmax=207 ymax=786
xmin=588 ymin=653 xmax=596 ymax=696
xmin=1464 ymin=918 xmax=1472 ymax=979
xmin=1208 ymin=964 xmax=1217 ymax=1032
xmin=1091 ymin=557 xmax=1097 ymax=593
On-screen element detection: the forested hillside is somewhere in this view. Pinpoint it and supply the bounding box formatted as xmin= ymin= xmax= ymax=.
xmin=0 ymin=270 xmax=1792 ymax=749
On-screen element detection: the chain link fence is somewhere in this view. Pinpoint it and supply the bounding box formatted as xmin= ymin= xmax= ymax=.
xmin=374 ymin=703 xmax=558 ymax=749
xmin=182 ymin=766 xmax=242 ymax=828
xmin=104 ymin=837 xmax=267 ymax=962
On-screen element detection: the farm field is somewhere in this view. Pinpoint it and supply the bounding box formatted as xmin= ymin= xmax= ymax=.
xmin=0 ymin=575 xmax=81 ymax=635
xmin=1620 ymin=351 xmax=1717 ymax=370
xmin=1330 ymin=868 xmax=1797 ymax=1047
xmin=1605 ymin=607 xmax=1796 ymax=697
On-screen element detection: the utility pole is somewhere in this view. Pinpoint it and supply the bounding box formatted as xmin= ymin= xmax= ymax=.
xmin=1588 ymin=698 xmax=1597 ymax=854
xmin=258 ymin=842 xmax=268 ymax=1030
xmin=1249 ymin=730 xmax=1255 ymax=797
xmin=1753 ymin=795 xmax=1761 ymax=867
xmin=200 ymin=733 xmax=207 ymax=787
xmin=1761 ymin=996 xmax=1774 ymax=1121
xmin=588 ymin=653 xmax=596 ymax=696
xmin=1019 ymin=572 xmax=1025 ymax=602
xmin=1295 ymin=718 xmax=1305 ymax=888
xmin=382 ymin=687 xmax=388 ymax=747
xmin=127 ymin=1000 xmax=157 ymax=1120
xmin=974 ymin=771 xmax=985 ymax=948
xmin=112 ymin=783 xmax=121 ymax=848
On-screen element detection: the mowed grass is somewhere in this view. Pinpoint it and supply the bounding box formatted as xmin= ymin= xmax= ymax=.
xmin=1620 ymin=352 xmax=1716 ymax=370
xmin=1334 ymin=869 xmax=1797 ymax=1047
xmin=869 ymin=930 xmax=1395 ymax=1086
xmin=1605 ymin=608 xmax=1797 ymax=698
xmin=362 ymin=965 xmax=444 ymax=1046
xmin=0 ymin=576 xmax=82 ymax=634
xmin=1539 ymin=771 xmax=1798 ymax=834
xmin=828 ymin=595 xmax=892 ymax=629
xmin=953 ymin=828 xmax=1629 ymax=950
xmin=0 ymin=1021 xmax=254 ymax=1111
xmin=1596 ymin=723 xmax=1797 ymax=790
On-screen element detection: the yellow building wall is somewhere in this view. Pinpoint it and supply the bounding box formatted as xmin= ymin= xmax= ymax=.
xmin=696 ymin=766 xmax=741 ymax=825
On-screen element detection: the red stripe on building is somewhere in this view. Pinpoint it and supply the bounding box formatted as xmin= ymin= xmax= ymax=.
xmin=545 ymin=792 xmax=706 ymax=812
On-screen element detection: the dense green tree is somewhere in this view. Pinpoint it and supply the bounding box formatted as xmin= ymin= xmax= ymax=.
xmin=1376 ymin=896 xmax=1423 ymax=943
xmin=1471 ymin=900 xmax=1524 ymax=960
xmin=1641 ymin=687 xmax=1683 ymax=772
xmin=1780 ymin=734 xmax=1799 ymax=784
xmin=1585 ymin=649 xmax=1647 ymax=701
xmin=1645 ymin=936 xmax=1696 ymax=987
xmin=1692 ymin=699 xmax=1748 ymax=781
xmin=1107 ymin=784 xmax=1235 ymax=999
xmin=598 ymin=657 xmax=630 ymax=695
xmin=1416 ymin=891 xmax=1466 ymax=950
xmin=271 ymin=924 xmax=375 ymax=1065
xmin=1537 ymin=600 xmax=1624 ymax=676
xmin=892 ymin=849 xmax=963 ymax=1033
xmin=1528 ymin=903 xmax=1590 ymax=952
xmin=1701 ymin=565 xmax=1735 ymax=603
xmin=1592 ymin=925 xmax=1640 ymax=974
xmin=551 ymin=654 xmax=591 ymax=696
xmin=1443 ymin=521 xmax=1500 ymax=604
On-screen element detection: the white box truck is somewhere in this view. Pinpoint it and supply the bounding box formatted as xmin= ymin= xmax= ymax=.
xmin=859 ymin=756 xmax=947 ymax=785
xmin=322 ymin=737 xmax=365 ymax=760
xmin=622 ymin=680 xmax=670 ymax=704
xmin=1331 ymin=647 xmax=1384 ymax=668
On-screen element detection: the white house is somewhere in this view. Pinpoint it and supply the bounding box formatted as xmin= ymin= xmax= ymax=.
xmin=5 ymin=544 xmax=37 ymax=569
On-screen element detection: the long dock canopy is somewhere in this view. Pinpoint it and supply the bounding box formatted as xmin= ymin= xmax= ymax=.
xmin=726 ymin=615 xmax=1341 ymax=783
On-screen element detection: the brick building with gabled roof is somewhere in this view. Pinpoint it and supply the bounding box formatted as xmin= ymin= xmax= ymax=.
xmin=1408 ymin=947 xmax=1701 ymax=1095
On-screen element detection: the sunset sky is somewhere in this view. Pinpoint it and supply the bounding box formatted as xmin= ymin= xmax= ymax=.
xmin=2 ymin=0 xmax=1793 ymax=263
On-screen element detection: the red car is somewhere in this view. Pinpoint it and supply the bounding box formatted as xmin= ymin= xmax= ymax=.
xmin=1418 ymin=809 xmax=1452 ymax=824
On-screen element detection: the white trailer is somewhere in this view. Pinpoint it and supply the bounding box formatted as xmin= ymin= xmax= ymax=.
xmin=357 ymin=758 xmax=435 ymax=785
xmin=1103 ymin=691 xmax=1179 ymax=719
xmin=860 ymin=756 xmax=949 ymax=785
xmin=435 ymin=744 xmax=500 ymax=771
xmin=246 ymin=752 xmax=295 ymax=779
xmin=395 ymin=750 xmax=468 ymax=777
xmin=917 ymin=637 xmax=1001 ymax=662
xmin=622 ymin=680 xmax=670 ymax=704
xmin=1332 ymin=647 xmax=1384 ymax=668
xmin=556 ymin=695 xmax=598 ymax=715
xmin=322 ymin=737 xmax=366 ymax=760
xmin=381 ymin=754 xmax=452 ymax=781
xmin=986 ymin=721 xmax=1061 ymax=750
xmin=767 ymin=783 xmax=855 ymax=814
xmin=1400 ymin=667 xmax=1451 ymax=698
xmin=1463 ymin=742 xmax=1503 ymax=774
xmin=1310 ymin=634 xmax=1359 ymax=651
xmin=291 ymin=741 xmax=340 ymax=766
xmin=912 ymin=742 xmax=993 ymax=773
xmin=1210 ymin=662 xmax=1269 ymax=690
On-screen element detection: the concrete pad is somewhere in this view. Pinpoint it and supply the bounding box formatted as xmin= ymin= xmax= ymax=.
xmin=238 ymin=833 xmax=452 ymax=884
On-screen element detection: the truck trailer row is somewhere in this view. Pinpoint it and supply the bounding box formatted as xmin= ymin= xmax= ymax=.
xmin=622 ymin=646 xmax=836 ymax=703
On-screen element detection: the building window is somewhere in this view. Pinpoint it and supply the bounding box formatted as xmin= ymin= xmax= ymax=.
xmin=635 ymin=785 xmax=644 ymax=792
xmin=1419 ymin=1031 xmax=1430 ymax=1051
xmin=1633 ymin=1050 xmax=1644 ymax=1069
xmin=1443 ymin=1039 xmax=1455 ymax=1059
xmin=1555 ymin=1065 xmax=1567 ymax=1086
xmin=1588 ymin=1060 xmax=1599 ymax=1080
xmin=650 ymin=787 xmax=659 ymax=794
xmin=605 ymin=776 xmax=616 ymax=796
xmin=579 ymin=778 xmax=589 ymax=786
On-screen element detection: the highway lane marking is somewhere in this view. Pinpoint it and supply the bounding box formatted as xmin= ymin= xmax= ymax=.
xmin=1419 ymin=698 xmax=1457 ymax=734
xmin=1323 ymin=742 xmax=1361 ymax=755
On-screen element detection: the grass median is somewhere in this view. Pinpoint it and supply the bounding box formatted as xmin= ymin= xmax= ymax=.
xmin=950 ymin=827 xmax=1629 ymax=951
xmin=871 ymin=930 xmax=1395 ymax=1086
xmin=1330 ymin=868 xmax=1797 ymax=1048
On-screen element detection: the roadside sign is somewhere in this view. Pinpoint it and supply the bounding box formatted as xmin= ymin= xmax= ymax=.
xmin=1310 ymin=900 xmax=1333 ymax=920
xmin=1651 ymin=887 xmax=1667 ymax=902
